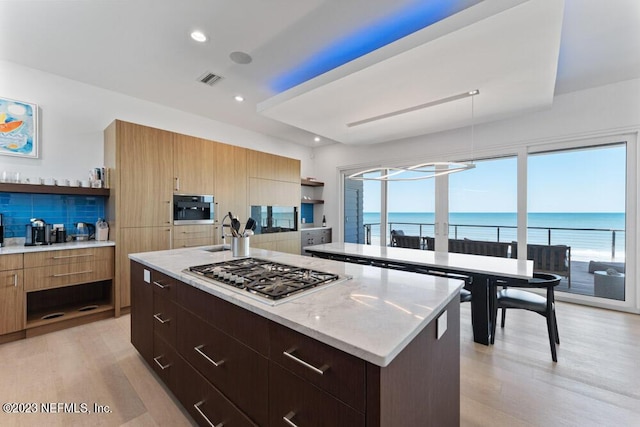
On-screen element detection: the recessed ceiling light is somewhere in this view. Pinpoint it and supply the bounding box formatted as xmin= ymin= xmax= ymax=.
xmin=314 ymin=136 xmax=321 ymax=142
xmin=190 ymin=31 xmax=207 ymax=42
xmin=234 ymin=95 xmax=244 ymax=102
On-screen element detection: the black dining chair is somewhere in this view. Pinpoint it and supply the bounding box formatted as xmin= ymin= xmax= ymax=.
xmin=490 ymin=272 xmax=561 ymax=362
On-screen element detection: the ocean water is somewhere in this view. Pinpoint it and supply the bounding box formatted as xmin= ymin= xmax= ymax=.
xmin=363 ymin=212 xmax=626 ymax=262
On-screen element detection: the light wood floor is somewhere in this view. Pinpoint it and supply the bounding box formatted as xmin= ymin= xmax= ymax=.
xmin=1 ymin=302 xmax=639 ymax=426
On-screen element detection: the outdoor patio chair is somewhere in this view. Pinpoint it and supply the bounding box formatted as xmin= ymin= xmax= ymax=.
xmin=390 ymin=229 xmax=405 ymax=247
xmin=491 ymin=272 xmax=561 ymax=362
xmin=394 ymin=235 xmax=421 ymax=249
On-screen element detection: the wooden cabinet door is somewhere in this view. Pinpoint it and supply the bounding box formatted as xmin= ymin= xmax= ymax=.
xmin=269 ymin=362 xmax=365 ymax=427
xmin=117 ymin=227 xmax=171 ymax=308
xmin=0 ymin=269 xmax=24 ymax=334
xmin=173 ymin=134 xmax=216 ymax=195
xmin=247 ymin=150 xmax=300 ymax=183
xmin=130 ymin=261 xmax=153 ymax=364
xmin=216 ymin=143 xmax=248 ymax=229
xmin=117 ymin=121 xmax=173 ymax=227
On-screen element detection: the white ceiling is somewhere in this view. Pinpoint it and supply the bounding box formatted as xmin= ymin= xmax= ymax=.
xmin=1 ymin=0 xmax=639 ymax=147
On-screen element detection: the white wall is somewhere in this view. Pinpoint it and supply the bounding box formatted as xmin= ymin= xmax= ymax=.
xmin=0 ymin=60 xmax=314 ymax=183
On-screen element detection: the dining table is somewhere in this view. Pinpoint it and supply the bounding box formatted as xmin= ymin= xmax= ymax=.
xmin=304 ymin=242 xmax=534 ymax=345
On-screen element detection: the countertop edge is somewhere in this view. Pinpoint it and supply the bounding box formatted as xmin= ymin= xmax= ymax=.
xmin=0 ymin=240 xmax=115 ymax=254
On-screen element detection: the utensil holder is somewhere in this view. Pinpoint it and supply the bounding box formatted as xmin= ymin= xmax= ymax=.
xmin=232 ymin=236 xmax=250 ymax=257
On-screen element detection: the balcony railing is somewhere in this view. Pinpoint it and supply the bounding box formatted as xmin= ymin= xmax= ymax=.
xmin=363 ymin=222 xmax=625 ymax=261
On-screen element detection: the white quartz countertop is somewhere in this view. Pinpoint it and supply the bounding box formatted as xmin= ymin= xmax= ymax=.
xmin=304 ymin=242 xmax=533 ymax=280
xmin=0 ymin=240 xmax=115 ymax=255
xmin=129 ymin=245 xmax=461 ymax=367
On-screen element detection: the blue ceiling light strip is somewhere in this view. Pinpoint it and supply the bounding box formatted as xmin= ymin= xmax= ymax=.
xmin=271 ymin=0 xmax=481 ymax=93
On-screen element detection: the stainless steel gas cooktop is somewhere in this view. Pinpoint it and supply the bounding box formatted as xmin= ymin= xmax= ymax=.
xmin=184 ymin=257 xmax=349 ymax=305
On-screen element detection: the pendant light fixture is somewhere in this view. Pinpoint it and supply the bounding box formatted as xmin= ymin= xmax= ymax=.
xmin=348 ymin=90 xmax=479 ymax=181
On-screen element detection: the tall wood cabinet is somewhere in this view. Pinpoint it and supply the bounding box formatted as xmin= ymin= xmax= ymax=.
xmin=215 ymin=143 xmax=248 ymax=225
xmin=105 ymin=120 xmax=302 ymax=312
xmin=173 ymin=134 xmax=216 ymax=195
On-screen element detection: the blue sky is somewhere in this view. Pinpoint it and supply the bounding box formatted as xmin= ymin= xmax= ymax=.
xmin=364 ymin=144 xmax=626 ymax=213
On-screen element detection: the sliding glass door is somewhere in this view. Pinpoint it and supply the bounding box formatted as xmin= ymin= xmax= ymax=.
xmin=528 ymin=143 xmax=627 ymax=300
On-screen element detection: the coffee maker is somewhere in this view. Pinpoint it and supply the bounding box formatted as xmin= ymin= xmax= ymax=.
xmin=25 ymin=218 xmax=52 ymax=246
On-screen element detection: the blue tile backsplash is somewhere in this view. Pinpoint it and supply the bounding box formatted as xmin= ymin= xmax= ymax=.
xmin=301 ymin=203 xmax=314 ymax=224
xmin=0 ymin=192 xmax=106 ymax=238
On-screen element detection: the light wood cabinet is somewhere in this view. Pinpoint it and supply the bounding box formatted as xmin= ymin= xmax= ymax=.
xmin=248 ymin=177 xmax=300 ymax=206
xmin=105 ymin=120 xmax=302 ymax=310
xmin=0 ymin=260 xmax=24 ymax=335
xmin=215 ymin=143 xmax=248 ymax=224
xmin=251 ymin=231 xmax=301 ymax=255
xmin=172 ymin=224 xmax=216 ymax=249
xmin=247 ymin=150 xmax=300 ymax=183
xmin=117 ymin=227 xmax=171 ymax=308
xmin=113 ymin=121 xmax=174 ymax=228
xmin=173 ymin=134 xmax=216 ymax=195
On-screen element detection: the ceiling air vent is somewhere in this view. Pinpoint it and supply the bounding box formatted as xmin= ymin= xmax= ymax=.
xmin=198 ymin=72 xmax=223 ymax=86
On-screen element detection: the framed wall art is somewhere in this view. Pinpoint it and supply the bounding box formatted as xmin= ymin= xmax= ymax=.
xmin=0 ymin=96 xmax=39 ymax=158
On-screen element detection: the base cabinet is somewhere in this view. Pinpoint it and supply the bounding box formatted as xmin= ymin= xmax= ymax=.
xmin=0 ymin=258 xmax=24 ymax=335
xmin=131 ymin=261 xmax=460 ymax=426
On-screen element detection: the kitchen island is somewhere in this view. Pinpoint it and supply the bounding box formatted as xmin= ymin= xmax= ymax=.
xmin=129 ymin=245 xmax=462 ymax=426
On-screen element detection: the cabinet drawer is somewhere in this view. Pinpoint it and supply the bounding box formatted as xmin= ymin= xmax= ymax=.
xmin=178 ymin=281 xmax=269 ymax=356
xmin=0 ymin=254 xmax=23 ymax=271
xmin=151 ymin=268 xmax=178 ymax=301
xmin=269 ymin=362 xmax=365 ymax=427
xmin=270 ymin=322 xmax=366 ymax=412
xmin=173 ymin=225 xmax=215 ymax=239
xmin=176 ymin=353 xmax=257 ymax=427
xmin=177 ymin=308 xmax=268 ymax=426
xmin=153 ymin=292 xmax=177 ymax=347
xmin=24 ymin=247 xmax=113 ymax=268
xmin=152 ymin=332 xmax=179 ymax=391
xmin=24 ymin=260 xmax=114 ymax=291
xmin=173 ymin=236 xmax=214 ymax=249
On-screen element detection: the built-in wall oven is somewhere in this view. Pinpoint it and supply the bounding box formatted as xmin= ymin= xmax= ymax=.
xmin=173 ymin=195 xmax=214 ymax=225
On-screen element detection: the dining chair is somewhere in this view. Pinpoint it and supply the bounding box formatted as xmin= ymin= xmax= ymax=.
xmin=490 ymin=272 xmax=561 ymax=362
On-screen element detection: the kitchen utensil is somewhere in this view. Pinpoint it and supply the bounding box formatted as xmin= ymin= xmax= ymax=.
xmin=243 ymin=217 xmax=256 ymax=234
xmin=231 ymin=216 xmax=241 ymax=237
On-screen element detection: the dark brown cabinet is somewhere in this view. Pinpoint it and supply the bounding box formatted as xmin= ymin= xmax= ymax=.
xmin=269 ymin=362 xmax=365 ymax=427
xmin=177 ymin=308 xmax=268 ymax=426
xmin=130 ymin=261 xmax=460 ymax=426
xmin=130 ymin=262 xmax=153 ymax=364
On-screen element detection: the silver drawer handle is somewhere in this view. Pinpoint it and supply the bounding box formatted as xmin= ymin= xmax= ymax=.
xmin=153 ymin=313 xmax=170 ymax=324
xmin=153 ymin=355 xmax=171 ymax=370
xmin=14 ymin=274 xmax=18 ymax=287
xmin=283 ymin=348 xmax=329 ymax=375
xmin=194 ymin=344 xmax=224 ymax=367
xmin=52 ymin=254 xmax=93 ymax=259
xmin=153 ymin=281 xmax=169 ymax=289
xmin=194 ymin=400 xmax=224 ymax=427
xmin=283 ymin=411 xmax=298 ymax=427
xmin=52 ymin=270 xmax=92 ymax=277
